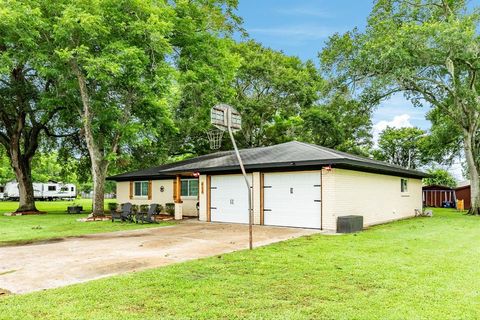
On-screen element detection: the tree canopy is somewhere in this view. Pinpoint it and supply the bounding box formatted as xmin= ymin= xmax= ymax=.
xmin=423 ymin=167 xmax=457 ymax=188
xmin=374 ymin=126 xmax=427 ymax=169
xmin=322 ymin=0 xmax=480 ymax=214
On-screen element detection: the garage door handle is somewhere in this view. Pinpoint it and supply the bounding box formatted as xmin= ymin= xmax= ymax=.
xmin=210 ymin=207 xmax=217 ymax=210
xmin=210 ymin=187 xmax=217 ymax=189
xmin=263 ymin=186 xmax=272 ymax=188
xmin=314 ymin=200 xmax=321 ymax=202
xmin=263 ymin=209 xmax=272 ymax=212
xmin=313 ymin=184 xmax=321 ymax=187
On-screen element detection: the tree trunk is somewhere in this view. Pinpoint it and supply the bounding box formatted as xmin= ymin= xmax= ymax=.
xmin=9 ymin=147 xmax=37 ymax=212
xmin=72 ymin=60 xmax=108 ymax=216
xmin=91 ymin=160 xmax=107 ymax=216
xmin=463 ymin=129 xmax=480 ymax=215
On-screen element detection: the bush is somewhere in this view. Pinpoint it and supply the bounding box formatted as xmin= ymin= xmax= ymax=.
xmin=155 ymin=204 xmax=164 ymax=214
xmin=132 ymin=204 xmax=139 ymax=213
xmin=108 ymin=202 xmax=118 ymax=212
xmin=165 ymin=203 xmax=175 ymax=215
xmin=140 ymin=204 xmax=149 ymax=213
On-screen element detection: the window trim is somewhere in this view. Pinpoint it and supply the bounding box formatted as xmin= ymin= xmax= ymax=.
xmin=181 ymin=179 xmax=199 ymax=197
xmin=134 ymin=181 xmax=149 ymax=198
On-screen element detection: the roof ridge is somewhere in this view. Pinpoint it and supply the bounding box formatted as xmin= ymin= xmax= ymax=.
xmin=291 ymin=141 xmax=344 ymax=159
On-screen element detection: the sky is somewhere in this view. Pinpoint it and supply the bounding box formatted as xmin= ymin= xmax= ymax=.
xmin=235 ymin=0 xmax=465 ymax=179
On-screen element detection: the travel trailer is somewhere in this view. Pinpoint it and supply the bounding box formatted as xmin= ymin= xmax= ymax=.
xmin=3 ymin=181 xmax=76 ymax=201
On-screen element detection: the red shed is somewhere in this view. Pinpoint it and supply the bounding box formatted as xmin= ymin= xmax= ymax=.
xmin=455 ymin=183 xmax=471 ymax=210
xmin=422 ymin=185 xmax=456 ymax=208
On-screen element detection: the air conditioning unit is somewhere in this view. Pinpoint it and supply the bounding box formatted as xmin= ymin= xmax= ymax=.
xmin=337 ymin=215 xmax=363 ymax=233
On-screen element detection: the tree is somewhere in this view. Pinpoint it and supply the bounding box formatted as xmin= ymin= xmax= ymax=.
xmin=301 ymin=88 xmax=373 ymax=155
xmin=322 ymin=0 xmax=480 ymax=214
xmin=0 ymin=1 xmax=67 ymax=212
xmin=52 ymin=0 xmax=240 ymax=215
xmin=373 ymin=127 xmax=426 ymax=169
xmin=423 ymin=168 xmax=457 ymax=188
xmin=230 ymin=41 xmax=322 ymax=148
xmin=52 ymin=0 xmax=177 ymax=215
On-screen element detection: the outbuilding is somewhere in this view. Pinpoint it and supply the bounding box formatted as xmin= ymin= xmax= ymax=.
xmin=455 ymin=181 xmax=471 ymax=210
xmin=422 ymin=185 xmax=456 ymax=208
xmin=108 ymin=141 xmax=425 ymax=231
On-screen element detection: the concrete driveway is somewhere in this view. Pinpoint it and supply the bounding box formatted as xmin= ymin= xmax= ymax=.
xmin=0 ymin=221 xmax=319 ymax=294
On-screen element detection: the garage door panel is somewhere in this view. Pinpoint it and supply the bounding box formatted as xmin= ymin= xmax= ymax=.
xmin=210 ymin=174 xmax=252 ymax=224
xmin=264 ymin=171 xmax=321 ymax=229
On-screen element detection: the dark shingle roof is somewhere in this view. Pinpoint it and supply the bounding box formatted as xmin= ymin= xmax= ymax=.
xmin=108 ymin=141 xmax=427 ymax=181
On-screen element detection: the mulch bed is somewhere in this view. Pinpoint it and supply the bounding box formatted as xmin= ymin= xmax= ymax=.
xmin=77 ymin=214 xmax=175 ymax=222
xmin=3 ymin=211 xmax=47 ymax=216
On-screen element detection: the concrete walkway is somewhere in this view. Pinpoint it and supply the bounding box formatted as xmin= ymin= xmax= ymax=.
xmin=0 ymin=221 xmax=319 ymax=294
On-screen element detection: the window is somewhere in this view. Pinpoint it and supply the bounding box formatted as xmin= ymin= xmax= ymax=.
xmin=401 ymin=179 xmax=408 ymax=193
xmin=60 ymin=187 xmax=69 ymax=192
xmin=48 ymin=185 xmax=56 ymax=191
xmin=71 ymin=187 xmax=74 ymax=192
xmin=181 ymin=179 xmax=199 ymax=197
xmin=134 ymin=181 xmax=149 ymax=197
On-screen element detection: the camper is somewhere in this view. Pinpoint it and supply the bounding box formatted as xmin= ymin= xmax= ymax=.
xmin=3 ymin=181 xmax=76 ymax=201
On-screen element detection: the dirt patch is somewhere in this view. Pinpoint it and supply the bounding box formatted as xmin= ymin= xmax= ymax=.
xmin=0 ymin=288 xmax=12 ymax=296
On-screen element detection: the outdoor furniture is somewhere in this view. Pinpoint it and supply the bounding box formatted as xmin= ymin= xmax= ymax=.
xmin=67 ymin=206 xmax=83 ymax=214
xmin=112 ymin=202 xmax=133 ymax=222
xmin=136 ymin=203 xmax=158 ymax=224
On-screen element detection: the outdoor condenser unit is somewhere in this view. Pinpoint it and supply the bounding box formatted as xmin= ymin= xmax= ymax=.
xmin=337 ymin=215 xmax=363 ymax=233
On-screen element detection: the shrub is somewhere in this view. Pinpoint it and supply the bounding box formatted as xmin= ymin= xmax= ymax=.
xmin=140 ymin=204 xmax=149 ymax=213
xmin=132 ymin=204 xmax=139 ymax=213
xmin=108 ymin=202 xmax=118 ymax=212
xmin=155 ymin=204 xmax=164 ymax=214
xmin=165 ymin=203 xmax=175 ymax=215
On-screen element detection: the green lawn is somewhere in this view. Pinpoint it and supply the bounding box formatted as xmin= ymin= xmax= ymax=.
xmin=0 ymin=199 xmax=170 ymax=246
xmin=1 ymin=209 xmax=479 ymax=319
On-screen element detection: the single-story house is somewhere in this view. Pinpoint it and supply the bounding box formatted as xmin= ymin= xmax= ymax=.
xmin=455 ymin=181 xmax=471 ymax=210
xmin=422 ymin=185 xmax=456 ymax=208
xmin=107 ymin=141 xmax=426 ymax=231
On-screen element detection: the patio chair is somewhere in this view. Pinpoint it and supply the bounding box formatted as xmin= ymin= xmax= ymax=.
xmin=136 ymin=203 xmax=158 ymax=224
xmin=112 ymin=202 xmax=133 ymax=222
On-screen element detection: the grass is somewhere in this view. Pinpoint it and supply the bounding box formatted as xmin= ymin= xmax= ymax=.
xmin=0 ymin=199 xmax=171 ymax=246
xmin=1 ymin=208 xmax=479 ymax=319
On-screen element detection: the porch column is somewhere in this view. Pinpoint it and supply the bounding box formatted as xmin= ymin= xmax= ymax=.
xmin=174 ymin=174 xmax=183 ymax=220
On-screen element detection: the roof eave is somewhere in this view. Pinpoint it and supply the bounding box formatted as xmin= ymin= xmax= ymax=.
xmin=161 ymin=159 xmax=427 ymax=179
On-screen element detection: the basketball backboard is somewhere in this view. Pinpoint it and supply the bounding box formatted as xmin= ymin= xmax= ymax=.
xmin=211 ymin=104 xmax=241 ymax=131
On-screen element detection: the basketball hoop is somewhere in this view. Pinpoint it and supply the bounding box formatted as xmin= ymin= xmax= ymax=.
xmin=206 ymin=128 xmax=224 ymax=150
xmin=209 ymin=103 xmax=253 ymax=250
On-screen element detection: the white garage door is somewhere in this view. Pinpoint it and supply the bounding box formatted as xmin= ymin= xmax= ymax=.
xmin=264 ymin=171 xmax=321 ymax=229
xmin=210 ymin=174 xmax=252 ymax=224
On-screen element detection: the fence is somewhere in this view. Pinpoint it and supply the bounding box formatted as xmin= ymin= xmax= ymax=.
xmin=79 ymin=192 xmax=116 ymax=199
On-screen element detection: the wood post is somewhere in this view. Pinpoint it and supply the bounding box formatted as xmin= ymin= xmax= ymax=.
xmin=175 ymin=175 xmax=182 ymax=203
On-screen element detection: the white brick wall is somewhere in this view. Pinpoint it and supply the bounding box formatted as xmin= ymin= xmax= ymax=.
xmin=322 ymin=169 xmax=423 ymax=231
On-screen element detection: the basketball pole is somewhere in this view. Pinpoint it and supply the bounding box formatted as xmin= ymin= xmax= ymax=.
xmin=226 ymin=108 xmax=253 ymax=250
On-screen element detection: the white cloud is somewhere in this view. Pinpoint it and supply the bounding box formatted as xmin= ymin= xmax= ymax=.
xmin=372 ymin=114 xmax=413 ymax=145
